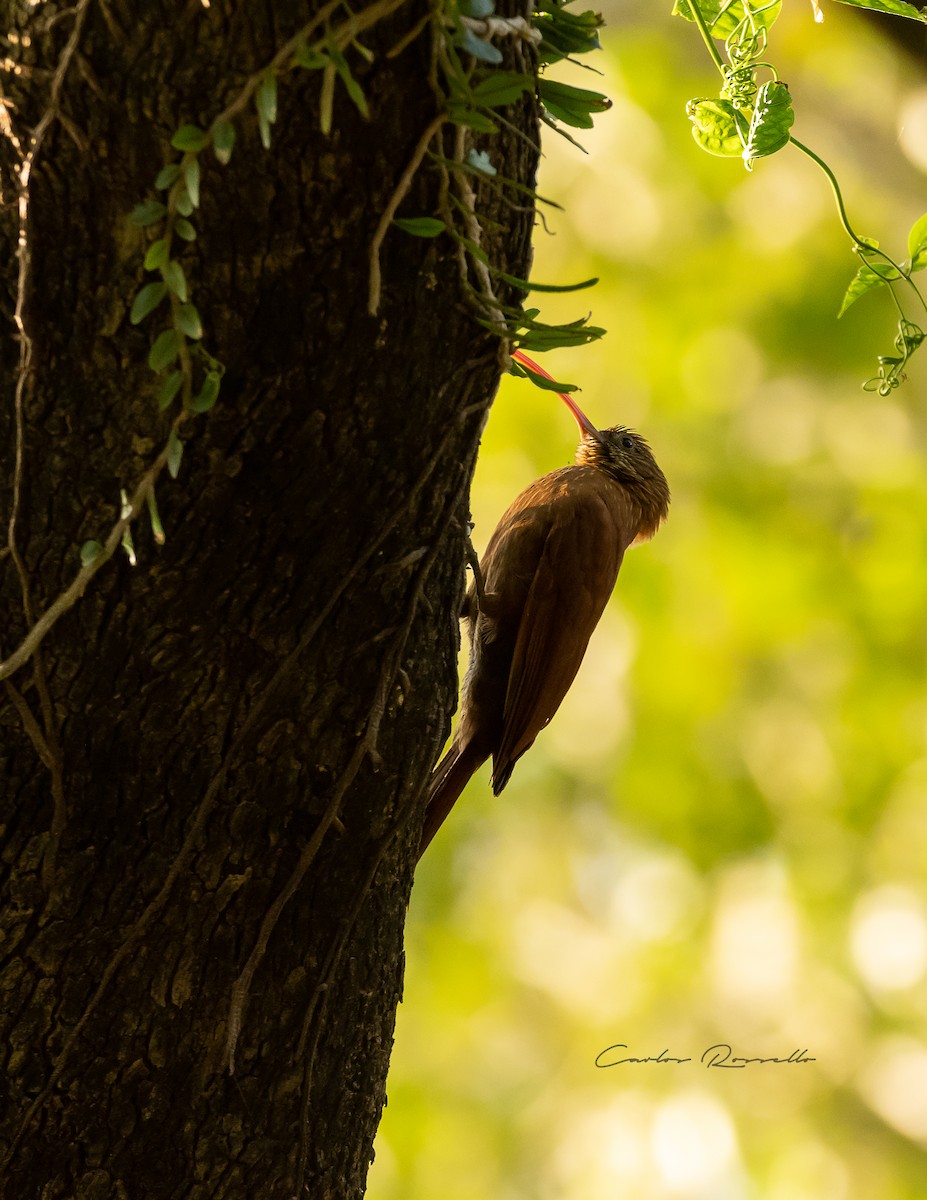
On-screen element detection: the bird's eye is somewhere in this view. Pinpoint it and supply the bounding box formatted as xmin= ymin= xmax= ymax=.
xmin=621 ymin=436 xmax=635 ymax=450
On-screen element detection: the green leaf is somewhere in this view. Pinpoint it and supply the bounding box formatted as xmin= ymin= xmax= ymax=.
xmin=687 ymin=97 xmax=749 ymax=157
xmin=149 ymin=329 xmax=181 ymax=372
xmin=907 ymin=212 xmax=927 ymax=268
xmin=146 ymin=487 xmax=166 ymax=545
xmin=447 ymin=106 xmax=499 ymax=133
xmin=213 ymin=121 xmax=236 ymax=165
xmin=175 ymin=218 xmax=197 ymax=242
xmin=183 ymin=157 xmax=201 ymax=208
xmin=162 ymin=260 xmax=188 ymax=302
xmin=155 ymin=164 xmax=182 ymax=191
xmin=131 ymin=199 xmax=167 ymax=227
xmin=534 ymin=1 xmax=603 ymax=64
xmin=838 ymin=261 xmax=901 ymax=316
xmin=509 ymin=360 xmax=579 ymax=392
xmin=515 ymin=316 xmax=606 ymax=350
xmin=175 ymin=188 xmax=195 ymax=217
xmin=256 ymin=72 xmax=278 ymax=149
xmin=157 ymin=370 xmax=184 ymax=410
xmin=130 ymin=281 xmax=168 ymax=325
xmin=493 ymin=271 xmax=599 ymax=294
xmin=832 ymin=0 xmax=926 ymax=21
xmin=190 ymin=371 xmax=221 ymax=413
xmin=144 ymin=239 xmax=169 ymax=271
xmin=257 ymin=72 xmax=278 ymax=124
xmin=166 ymin=429 xmax=183 ymax=479
xmin=460 ymin=26 xmax=504 ymax=63
xmin=538 ymin=79 xmax=611 ymax=129
xmin=320 ymin=63 xmax=335 ymax=135
xmin=292 ymin=42 xmax=329 ymax=69
xmin=171 ymin=124 xmax=207 ymax=152
xmin=392 ymin=216 xmax=446 ymax=237
xmin=328 ymin=40 xmax=369 ymax=118
xmin=743 ymin=80 xmax=794 ymax=166
xmin=672 ymin=0 xmax=782 ymax=38
xmin=80 ymin=540 xmax=103 ymax=567
xmin=471 ymin=71 xmax=533 ymax=109
xmin=175 ymin=303 xmax=203 ymax=340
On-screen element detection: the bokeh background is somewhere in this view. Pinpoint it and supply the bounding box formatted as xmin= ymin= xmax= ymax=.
xmin=371 ymin=4 xmax=927 ymax=1197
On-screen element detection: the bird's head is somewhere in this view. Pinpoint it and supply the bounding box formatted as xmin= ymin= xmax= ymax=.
xmin=573 ymin=423 xmax=670 ymax=540
xmin=509 ymin=350 xmax=670 ymax=539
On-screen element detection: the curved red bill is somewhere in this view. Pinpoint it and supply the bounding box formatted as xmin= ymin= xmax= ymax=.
xmin=510 ymin=349 xmax=603 ymax=443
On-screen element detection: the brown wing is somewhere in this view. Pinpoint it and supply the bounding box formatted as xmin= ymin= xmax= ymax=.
xmin=491 ymin=486 xmax=629 ymax=791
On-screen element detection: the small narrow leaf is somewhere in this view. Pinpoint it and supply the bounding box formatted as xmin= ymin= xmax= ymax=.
xmin=171 ymin=124 xmax=207 ymax=152
xmin=149 ymin=329 xmax=181 ymax=371
xmin=447 ymin=106 xmax=499 ymax=134
xmin=183 ymin=157 xmax=201 ymax=208
xmin=328 ymin=40 xmax=369 ymax=118
xmin=175 ymin=188 xmax=195 ymax=217
xmin=162 ymin=260 xmax=188 ymax=302
xmin=539 ymin=79 xmax=611 ymax=129
xmin=146 ymin=487 xmax=166 ymax=545
xmin=80 ymin=540 xmax=103 ymax=567
xmin=256 ymin=72 xmax=278 ymax=149
xmin=492 ymin=271 xmax=598 ymax=294
xmin=155 ymin=164 xmax=182 ymax=190
xmin=471 ymin=71 xmax=533 ymax=109
xmin=166 ymin=429 xmax=183 ymax=479
xmin=213 ymin=121 xmax=236 ymax=165
xmin=190 ymin=371 xmax=221 ymax=413
xmin=392 ymin=216 xmax=446 ymax=237
xmin=131 ymin=199 xmax=167 ymax=227
xmin=292 ymin=42 xmax=329 ymax=69
xmin=509 ymin=360 xmax=579 ymax=392
xmin=144 ymin=239 xmax=169 ymax=271
xmin=320 ymin=63 xmax=336 ymax=135
xmin=175 ymin=303 xmax=203 ymax=340
xmin=175 ymin=218 xmax=197 ymax=242
xmin=256 ymin=72 xmax=278 ymax=125
xmin=157 ymin=371 xmax=184 ymax=411
xmin=130 ymin=281 xmax=168 ymax=325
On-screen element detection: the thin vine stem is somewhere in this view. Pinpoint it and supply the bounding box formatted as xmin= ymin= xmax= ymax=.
xmin=791 ymin=135 xmax=927 ymax=316
xmin=789 ymin=136 xmax=864 ymax=246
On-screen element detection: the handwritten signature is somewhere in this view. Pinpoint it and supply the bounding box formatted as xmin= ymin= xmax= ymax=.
xmin=595 ymin=1043 xmax=816 ymax=1069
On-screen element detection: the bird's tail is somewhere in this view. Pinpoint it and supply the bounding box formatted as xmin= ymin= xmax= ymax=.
xmin=418 ymin=739 xmax=487 ymax=860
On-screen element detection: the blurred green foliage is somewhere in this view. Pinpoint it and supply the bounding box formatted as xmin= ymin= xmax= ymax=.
xmin=371 ymin=5 xmax=927 ymax=1198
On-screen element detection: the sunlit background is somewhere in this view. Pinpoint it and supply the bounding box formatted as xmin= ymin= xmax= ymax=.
xmin=371 ymin=4 xmax=927 ymax=1197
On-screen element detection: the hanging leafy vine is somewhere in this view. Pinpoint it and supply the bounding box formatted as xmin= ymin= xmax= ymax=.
xmin=676 ymin=0 xmax=927 ymax=396
xmin=0 ymin=0 xmax=611 ymax=685
xmin=104 ymin=0 xmax=613 ymax=551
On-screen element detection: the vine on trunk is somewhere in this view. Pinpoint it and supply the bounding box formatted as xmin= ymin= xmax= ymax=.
xmin=1 ymin=0 xmax=610 ymax=687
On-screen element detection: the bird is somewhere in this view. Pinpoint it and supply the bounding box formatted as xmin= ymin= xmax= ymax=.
xmin=418 ymin=350 xmax=670 ymax=859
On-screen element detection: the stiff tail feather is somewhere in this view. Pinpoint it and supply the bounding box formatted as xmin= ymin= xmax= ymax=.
xmin=418 ymin=739 xmax=487 ymax=860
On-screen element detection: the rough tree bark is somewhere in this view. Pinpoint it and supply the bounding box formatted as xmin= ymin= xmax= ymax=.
xmin=0 ymin=1 xmax=537 ymax=1196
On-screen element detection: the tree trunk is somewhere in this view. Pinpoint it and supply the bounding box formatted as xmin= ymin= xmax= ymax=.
xmin=0 ymin=1 xmax=537 ymax=1195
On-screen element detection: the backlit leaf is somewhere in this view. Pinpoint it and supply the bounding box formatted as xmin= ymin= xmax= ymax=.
xmin=130 ymin=282 xmax=168 ymax=325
